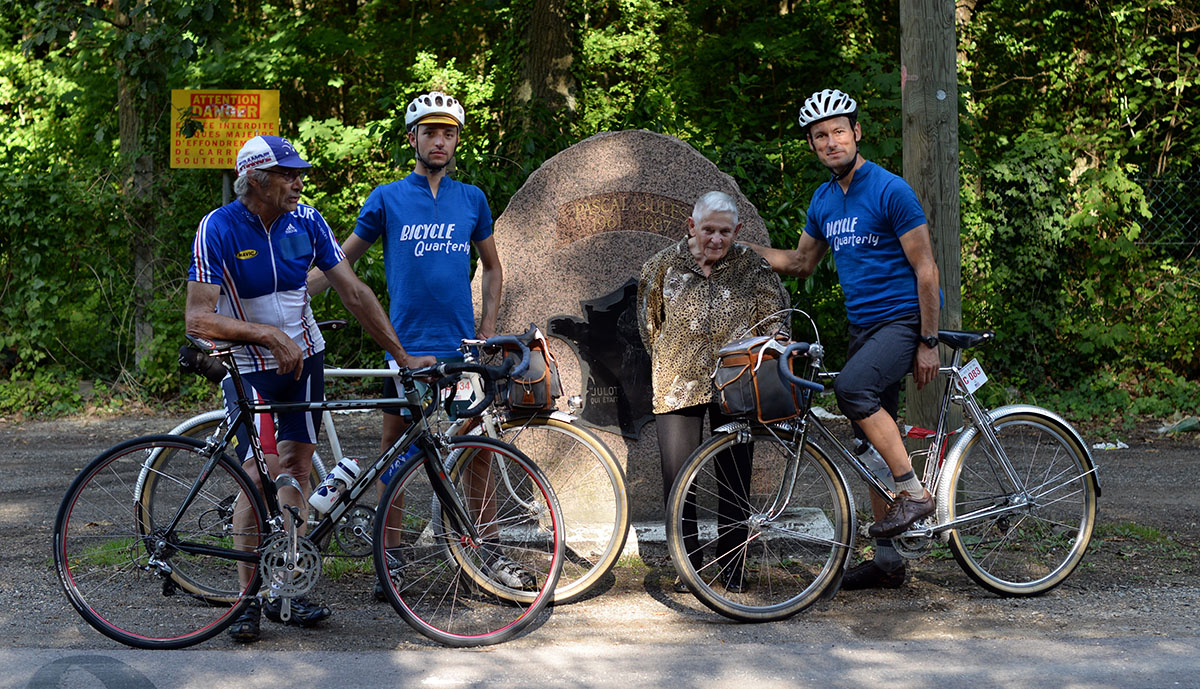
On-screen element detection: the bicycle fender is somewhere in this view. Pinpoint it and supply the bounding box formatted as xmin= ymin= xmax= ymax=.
xmin=543 ymin=410 xmax=578 ymax=424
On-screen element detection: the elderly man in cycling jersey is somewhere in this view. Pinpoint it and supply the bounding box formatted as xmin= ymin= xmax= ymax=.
xmin=750 ymin=89 xmax=942 ymax=591
xmin=185 ymin=134 xmax=434 ymax=642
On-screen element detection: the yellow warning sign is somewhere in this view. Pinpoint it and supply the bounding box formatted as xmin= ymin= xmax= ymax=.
xmin=170 ymin=90 xmax=281 ymax=169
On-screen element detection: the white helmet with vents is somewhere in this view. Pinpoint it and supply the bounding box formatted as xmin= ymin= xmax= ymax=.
xmin=404 ymin=91 xmax=465 ymax=131
xmin=797 ymin=89 xmax=858 ymax=130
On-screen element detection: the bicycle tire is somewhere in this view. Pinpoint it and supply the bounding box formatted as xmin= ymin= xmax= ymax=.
xmin=465 ymin=414 xmax=628 ymax=603
xmin=667 ymin=429 xmax=854 ymax=624
xmin=373 ymin=435 xmax=563 ymax=646
xmin=666 ymin=427 xmax=853 ymax=622
xmin=55 ymin=435 xmax=266 ymax=649
xmin=936 ymin=407 xmax=1099 ymax=596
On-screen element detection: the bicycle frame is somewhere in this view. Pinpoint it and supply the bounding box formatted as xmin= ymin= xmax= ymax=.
xmin=157 ymin=355 xmax=493 ymax=570
xmin=783 ymin=337 xmax=1052 ymax=540
xmin=174 ymin=349 xmax=565 ymax=533
xmin=320 ymin=342 xmax=568 ymax=516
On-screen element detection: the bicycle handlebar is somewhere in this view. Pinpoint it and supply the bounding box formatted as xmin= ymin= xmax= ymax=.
xmin=779 ymin=342 xmax=826 ymax=393
xmin=410 ymin=335 xmax=532 ymax=419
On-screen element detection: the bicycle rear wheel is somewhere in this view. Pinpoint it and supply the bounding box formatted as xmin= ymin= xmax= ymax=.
xmin=163 ymin=412 xmax=325 ymax=536
xmin=666 ymin=427 xmax=852 ymax=622
xmin=938 ymin=408 xmax=1099 ymax=596
xmin=476 ymin=414 xmax=627 ymax=603
xmin=374 ymin=436 xmax=563 ymax=646
xmin=55 ymin=435 xmax=266 ymax=649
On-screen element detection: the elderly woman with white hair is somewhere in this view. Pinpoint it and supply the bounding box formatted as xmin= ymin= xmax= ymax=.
xmin=637 ymin=190 xmax=789 ymax=593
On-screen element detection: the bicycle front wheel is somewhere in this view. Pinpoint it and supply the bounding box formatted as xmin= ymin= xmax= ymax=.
xmin=938 ymin=407 xmax=1099 ymax=596
xmin=374 ymin=436 xmax=563 ymax=646
xmin=666 ymin=427 xmax=852 ymax=622
xmin=479 ymin=414 xmax=628 ymax=603
xmin=55 ymin=435 xmax=266 ymax=649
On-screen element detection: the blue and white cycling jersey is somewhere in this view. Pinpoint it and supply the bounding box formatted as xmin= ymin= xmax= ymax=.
xmin=189 ymin=200 xmax=346 ymax=373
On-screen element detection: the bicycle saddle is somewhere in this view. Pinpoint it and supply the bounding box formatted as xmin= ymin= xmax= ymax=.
xmin=936 ymin=330 xmax=995 ymax=350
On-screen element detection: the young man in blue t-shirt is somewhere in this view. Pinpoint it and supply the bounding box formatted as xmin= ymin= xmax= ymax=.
xmin=308 ymin=92 xmax=527 ymax=593
xmin=751 ymin=89 xmax=943 ymax=590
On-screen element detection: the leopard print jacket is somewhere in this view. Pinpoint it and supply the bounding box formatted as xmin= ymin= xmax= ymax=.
xmin=638 ymin=238 xmax=789 ymax=414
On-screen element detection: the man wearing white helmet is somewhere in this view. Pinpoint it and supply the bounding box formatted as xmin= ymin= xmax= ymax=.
xmin=751 ymin=89 xmax=942 ymax=590
xmin=187 ymin=135 xmax=435 ymax=642
xmin=308 ymin=92 xmax=519 ymax=595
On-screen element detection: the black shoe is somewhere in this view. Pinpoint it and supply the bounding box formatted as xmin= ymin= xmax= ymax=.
xmin=868 ymin=490 xmax=936 ymax=538
xmin=262 ymin=595 xmax=331 ymax=627
xmin=721 ymin=568 xmax=746 ymax=594
xmin=841 ymin=560 xmax=906 ymax=590
xmin=227 ymin=600 xmax=261 ymax=642
xmin=375 ymin=548 xmax=407 ymax=601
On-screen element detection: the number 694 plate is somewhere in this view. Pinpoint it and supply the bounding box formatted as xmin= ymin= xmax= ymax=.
xmin=957 ymin=358 xmax=988 ymax=394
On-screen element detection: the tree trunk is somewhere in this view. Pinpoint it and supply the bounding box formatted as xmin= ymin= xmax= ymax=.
xmin=517 ymin=0 xmax=576 ymax=122
xmin=115 ymin=9 xmax=156 ymax=374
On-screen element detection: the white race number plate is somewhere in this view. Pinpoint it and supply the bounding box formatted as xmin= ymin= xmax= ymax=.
xmin=957 ymin=358 xmax=988 ymax=394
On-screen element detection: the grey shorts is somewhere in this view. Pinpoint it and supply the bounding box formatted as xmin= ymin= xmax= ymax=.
xmin=832 ymin=313 xmax=921 ymax=423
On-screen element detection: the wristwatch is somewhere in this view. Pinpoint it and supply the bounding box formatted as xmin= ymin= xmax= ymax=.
xmin=919 ymin=335 xmax=939 ymax=349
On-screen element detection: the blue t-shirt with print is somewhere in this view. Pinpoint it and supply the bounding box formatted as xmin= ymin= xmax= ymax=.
xmin=354 ymin=172 xmax=493 ymax=359
xmin=803 ymin=161 xmax=928 ymax=326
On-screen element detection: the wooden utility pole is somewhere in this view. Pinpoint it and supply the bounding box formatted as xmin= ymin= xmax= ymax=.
xmin=901 ymin=0 xmax=962 ymax=443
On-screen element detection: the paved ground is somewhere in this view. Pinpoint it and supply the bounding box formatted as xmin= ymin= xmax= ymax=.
xmin=2 ymin=413 xmax=1198 ymax=688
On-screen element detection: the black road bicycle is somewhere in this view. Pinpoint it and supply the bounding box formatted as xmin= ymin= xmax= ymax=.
xmin=53 ymin=334 xmax=564 ymax=648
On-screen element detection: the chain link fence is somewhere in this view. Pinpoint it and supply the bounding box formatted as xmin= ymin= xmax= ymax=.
xmin=1136 ymin=177 xmax=1200 ymax=255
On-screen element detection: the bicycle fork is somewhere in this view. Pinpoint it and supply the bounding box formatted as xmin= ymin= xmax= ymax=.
xmin=420 ymin=439 xmax=486 ymax=547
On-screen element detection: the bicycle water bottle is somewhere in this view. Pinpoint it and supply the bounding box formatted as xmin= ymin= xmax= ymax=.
xmin=309 ymin=457 xmax=360 ymax=514
xmin=854 ymin=440 xmax=896 ymax=492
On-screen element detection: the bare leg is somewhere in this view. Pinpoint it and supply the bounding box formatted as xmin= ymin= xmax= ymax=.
xmin=232 ymin=440 xmax=316 ymax=588
xmin=855 ymin=409 xmax=913 ymax=478
xmin=233 ymin=452 xmax=278 ymax=588
xmin=275 ymin=439 xmax=317 ymax=527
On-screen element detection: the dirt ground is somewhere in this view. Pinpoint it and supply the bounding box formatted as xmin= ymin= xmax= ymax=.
xmin=2 ymin=412 xmax=1198 ymax=650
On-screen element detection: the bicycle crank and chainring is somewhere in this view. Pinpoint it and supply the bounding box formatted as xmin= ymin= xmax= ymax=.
xmin=892 ymin=527 xmax=934 ymax=559
xmin=333 ymin=505 xmax=375 ymax=557
xmin=260 ymin=532 xmax=322 ymax=598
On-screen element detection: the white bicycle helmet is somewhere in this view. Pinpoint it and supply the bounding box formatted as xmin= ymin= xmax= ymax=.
xmin=797 ymin=89 xmax=858 ymax=130
xmin=404 ymin=91 xmax=465 ymax=131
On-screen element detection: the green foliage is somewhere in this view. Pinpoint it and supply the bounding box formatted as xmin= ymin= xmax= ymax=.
xmin=0 ymin=367 xmax=81 ymax=417
xmin=1 ymin=0 xmax=1197 ymax=424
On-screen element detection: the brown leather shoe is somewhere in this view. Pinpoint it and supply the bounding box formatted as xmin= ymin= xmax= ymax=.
xmin=841 ymin=560 xmax=906 ymax=590
xmin=868 ymin=490 xmax=935 ymax=538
